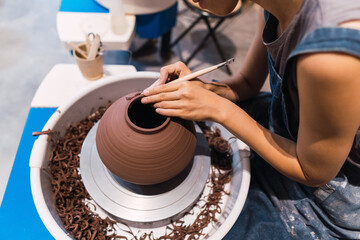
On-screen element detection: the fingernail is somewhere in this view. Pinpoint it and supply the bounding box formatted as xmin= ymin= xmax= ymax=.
xmin=143 ymin=89 xmax=149 ymax=95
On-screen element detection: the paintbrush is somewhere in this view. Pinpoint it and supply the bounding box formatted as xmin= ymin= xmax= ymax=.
xmin=140 ymin=58 xmax=235 ymax=96
xmin=168 ymin=58 xmax=235 ymax=85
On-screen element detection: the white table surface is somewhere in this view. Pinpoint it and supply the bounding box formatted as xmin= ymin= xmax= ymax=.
xmin=57 ymin=12 xmax=136 ymax=51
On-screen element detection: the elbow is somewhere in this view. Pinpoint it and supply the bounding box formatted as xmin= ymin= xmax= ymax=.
xmin=304 ymin=179 xmax=331 ymax=188
xmin=302 ymin=173 xmax=332 ymax=187
xmin=300 ymin=166 xmax=332 ymax=187
xmin=296 ymin=152 xmax=336 ymax=188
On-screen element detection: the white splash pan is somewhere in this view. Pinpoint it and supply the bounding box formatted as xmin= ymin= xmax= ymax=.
xmin=29 ymin=71 xmax=250 ymax=239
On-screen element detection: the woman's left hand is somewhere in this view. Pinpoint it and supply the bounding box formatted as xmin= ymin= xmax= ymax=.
xmin=141 ymin=80 xmax=228 ymax=122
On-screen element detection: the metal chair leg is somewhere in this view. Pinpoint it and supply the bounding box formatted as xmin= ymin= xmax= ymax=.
xmin=169 ymin=15 xmax=203 ymax=49
xmin=161 ymin=30 xmax=172 ymax=54
xmin=171 ymin=2 xmax=234 ymax=75
xmin=185 ymin=17 xmax=225 ymax=65
xmin=203 ymin=17 xmax=232 ymax=75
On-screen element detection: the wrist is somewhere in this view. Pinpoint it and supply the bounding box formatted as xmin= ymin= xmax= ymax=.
xmin=204 ymin=80 xmax=226 ymax=95
xmin=206 ymin=81 xmax=239 ymax=102
xmin=212 ymin=97 xmax=232 ymax=124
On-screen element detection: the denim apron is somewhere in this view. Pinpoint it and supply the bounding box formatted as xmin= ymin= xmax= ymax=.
xmin=224 ymin=26 xmax=360 ymax=240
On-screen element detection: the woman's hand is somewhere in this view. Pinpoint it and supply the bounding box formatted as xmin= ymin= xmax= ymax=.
xmin=141 ymin=80 xmax=230 ymax=122
xmin=144 ymin=61 xmax=240 ymax=102
xmin=144 ymin=62 xmax=192 ymax=90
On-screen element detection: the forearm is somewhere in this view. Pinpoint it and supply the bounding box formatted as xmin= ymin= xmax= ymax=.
xmin=218 ymin=71 xmax=264 ymax=101
xmin=216 ymin=99 xmax=315 ymax=186
xmin=198 ymin=73 xmax=260 ymax=102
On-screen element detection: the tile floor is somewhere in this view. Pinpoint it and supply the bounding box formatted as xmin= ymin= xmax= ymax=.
xmin=0 ymin=0 xmax=268 ymax=204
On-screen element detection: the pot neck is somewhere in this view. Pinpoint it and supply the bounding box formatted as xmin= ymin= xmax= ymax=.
xmin=124 ymin=94 xmax=170 ymax=134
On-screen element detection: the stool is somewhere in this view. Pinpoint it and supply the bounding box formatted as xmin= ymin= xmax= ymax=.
xmin=170 ymin=0 xmax=244 ymax=75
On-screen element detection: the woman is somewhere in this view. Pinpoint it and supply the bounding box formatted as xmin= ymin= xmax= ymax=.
xmin=142 ymin=0 xmax=360 ymax=238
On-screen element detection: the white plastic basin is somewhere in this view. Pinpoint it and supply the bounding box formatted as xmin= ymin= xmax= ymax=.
xmin=29 ymin=71 xmax=250 ymax=239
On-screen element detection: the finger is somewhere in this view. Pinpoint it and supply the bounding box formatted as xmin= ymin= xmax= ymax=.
xmin=160 ymin=61 xmax=193 ymax=83
xmin=155 ymin=108 xmax=183 ymax=118
xmin=150 ymin=79 xmax=160 ymax=88
xmin=174 ymin=61 xmax=193 ymax=78
xmin=153 ymin=100 xmax=183 ymax=109
xmin=143 ymin=81 xmax=182 ymax=96
xmin=142 ymin=79 xmax=160 ymax=93
xmin=141 ymin=90 xmax=181 ymax=104
xmin=159 ymin=65 xmax=179 ymax=84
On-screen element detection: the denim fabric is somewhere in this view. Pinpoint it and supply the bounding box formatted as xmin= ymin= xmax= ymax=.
xmin=288 ymin=27 xmax=360 ymax=60
xmin=268 ymin=52 xmax=295 ymax=141
xmin=225 ymin=28 xmax=360 ymax=239
xmin=224 ymin=93 xmax=291 ymax=240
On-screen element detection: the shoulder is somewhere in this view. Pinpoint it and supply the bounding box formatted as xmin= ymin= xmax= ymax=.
xmin=297 ymin=52 xmax=360 ymax=85
xmin=339 ymin=19 xmax=360 ymax=31
xmin=296 ymin=52 xmax=360 ymax=129
xmin=297 ymin=52 xmax=360 ymax=107
xmin=288 ymin=23 xmax=360 ymax=66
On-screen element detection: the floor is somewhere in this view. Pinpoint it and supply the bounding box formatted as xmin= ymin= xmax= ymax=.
xmin=0 ymin=0 xmax=267 ymax=205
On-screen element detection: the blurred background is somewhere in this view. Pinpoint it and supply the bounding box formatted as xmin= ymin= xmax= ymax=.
xmin=0 ymin=0 xmax=266 ymax=204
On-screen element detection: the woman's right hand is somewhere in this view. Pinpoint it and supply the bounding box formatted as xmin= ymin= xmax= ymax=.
xmin=144 ymin=62 xmax=193 ymax=91
xmin=144 ymin=61 xmax=240 ymax=102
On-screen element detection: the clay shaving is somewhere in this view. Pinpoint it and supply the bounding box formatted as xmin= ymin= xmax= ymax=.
xmin=32 ymin=129 xmax=56 ymax=136
xmin=196 ymin=121 xmax=233 ymax=170
xmin=38 ymin=106 xmax=233 ymax=240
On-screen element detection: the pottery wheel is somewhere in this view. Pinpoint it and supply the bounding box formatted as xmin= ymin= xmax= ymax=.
xmin=80 ymin=122 xmax=211 ymax=228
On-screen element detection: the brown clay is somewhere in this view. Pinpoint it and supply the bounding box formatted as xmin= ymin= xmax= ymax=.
xmin=96 ymin=92 xmax=197 ymax=185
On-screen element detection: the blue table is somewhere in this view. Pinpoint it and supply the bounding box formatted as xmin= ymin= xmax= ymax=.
xmin=0 ymin=108 xmax=56 ymax=239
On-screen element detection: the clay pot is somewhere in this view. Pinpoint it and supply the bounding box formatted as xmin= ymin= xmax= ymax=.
xmin=96 ymin=92 xmax=197 ymax=185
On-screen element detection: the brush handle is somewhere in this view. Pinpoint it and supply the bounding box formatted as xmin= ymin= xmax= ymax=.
xmin=169 ymin=65 xmax=218 ymax=84
xmin=168 ymin=58 xmax=234 ymax=85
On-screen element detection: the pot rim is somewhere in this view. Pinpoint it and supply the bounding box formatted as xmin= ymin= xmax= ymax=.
xmin=124 ymin=93 xmax=170 ymax=134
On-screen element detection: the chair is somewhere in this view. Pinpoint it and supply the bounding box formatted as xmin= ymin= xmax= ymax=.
xmin=169 ymin=0 xmax=244 ymax=75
